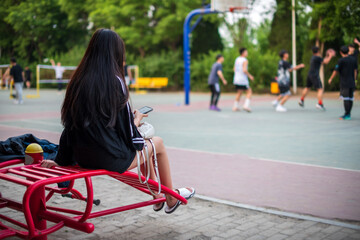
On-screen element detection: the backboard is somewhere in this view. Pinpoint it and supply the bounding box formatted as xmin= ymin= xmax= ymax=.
xmin=211 ymin=0 xmax=248 ymax=12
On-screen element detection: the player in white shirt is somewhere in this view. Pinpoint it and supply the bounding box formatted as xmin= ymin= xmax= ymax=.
xmin=232 ymin=48 xmax=254 ymax=112
xmin=51 ymin=59 xmax=66 ymax=91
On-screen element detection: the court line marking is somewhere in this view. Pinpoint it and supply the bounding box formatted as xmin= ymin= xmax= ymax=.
xmin=19 ymin=119 xmax=62 ymax=127
xmin=167 ymin=146 xmax=234 ymax=156
xmin=256 ymin=157 xmax=360 ymax=173
xmin=0 ymin=124 xmax=62 ymax=135
xmin=195 ymin=194 xmax=360 ymax=230
xmin=167 ymin=146 xmax=360 ymax=172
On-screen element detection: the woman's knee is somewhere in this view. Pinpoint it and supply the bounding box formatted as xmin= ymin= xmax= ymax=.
xmin=151 ymin=136 xmax=165 ymax=151
xmin=143 ymin=140 xmax=153 ymax=156
xmin=152 ymin=136 xmax=163 ymax=146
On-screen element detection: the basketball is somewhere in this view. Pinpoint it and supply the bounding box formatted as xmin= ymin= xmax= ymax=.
xmin=326 ymin=48 xmax=336 ymax=57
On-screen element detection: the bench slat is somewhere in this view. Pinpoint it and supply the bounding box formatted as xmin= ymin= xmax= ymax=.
xmin=22 ymin=168 xmax=59 ymax=178
xmin=32 ymin=166 xmax=70 ymax=175
xmin=8 ymin=169 xmax=46 ymax=181
xmin=0 ymin=173 xmax=34 ymax=186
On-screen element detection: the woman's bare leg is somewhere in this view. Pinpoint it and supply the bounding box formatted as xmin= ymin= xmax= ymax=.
xmin=127 ymin=136 xmax=177 ymax=207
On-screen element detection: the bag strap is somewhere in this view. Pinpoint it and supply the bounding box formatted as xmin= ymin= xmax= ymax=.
xmin=136 ymin=139 xmax=161 ymax=195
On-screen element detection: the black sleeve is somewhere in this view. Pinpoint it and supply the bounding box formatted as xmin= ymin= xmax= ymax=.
xmin=284 ymin=61 xmax=292 ymax=70
xmin=116 ymin=104 xmax=144 ymax=152
xmin=354 ymin=49 xmax=359 ymax=58
xmin=318 ymin=56 xmax=323 ymax=64
xmin=125 ymin=104 xmax=145 ymax=151
xmin=54 ymin=129 xmax=75 ymax=166
xmin=10 ymin=67 xmax=14 ymax=76
xmin=115 ymin=76 xmax=145 ymax=151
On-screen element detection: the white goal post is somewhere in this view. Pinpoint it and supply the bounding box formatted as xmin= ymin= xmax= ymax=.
xmin=27 ymin=64 xmax=77 ymax=98
xmin=0 ymin=64 xmax=10 ymax=90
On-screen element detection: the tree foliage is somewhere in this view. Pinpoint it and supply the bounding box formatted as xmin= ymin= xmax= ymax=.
xmin=1 ymin=0 xmax=358 ymax=91
xmin=268 ymin=0 xmax=292 ymax=56
xmin=297 ymin=0 xmax=360 ymax=90
xmin=3 ymin=0 xmax=86 ymax=62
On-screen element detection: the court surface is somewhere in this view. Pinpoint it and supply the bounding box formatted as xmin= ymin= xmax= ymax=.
xmin=0 ymin=89 xmax=359 ymax=222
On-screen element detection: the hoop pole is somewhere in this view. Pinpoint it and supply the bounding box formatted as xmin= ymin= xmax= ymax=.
xmin=183 ymin=7 xmax=217 ymax=105
xmin=292 ymin=0 xmax=297 ymax=94
xmin=36 ymin=65 xmax=40 ymax=97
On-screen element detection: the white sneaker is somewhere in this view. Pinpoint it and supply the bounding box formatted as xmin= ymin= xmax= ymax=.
xmin=315 ymin=103 xmax=325 ymax=111
xmin=19 ymin=100 xmax=24 ymax=104
xmin=276 ymin=104 xmax=287 ymax=112
xmin=243 ymin=106 xmax=251 ymax=112
xmin=232 ymin=106 xmax=241 ymax=111
xmin=13 ymin=100 xmax=19 ymax=104
xmin=272 ymin=100 xmax=278 ymax=107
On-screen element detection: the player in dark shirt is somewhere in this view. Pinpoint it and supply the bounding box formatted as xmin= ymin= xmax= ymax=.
xmin=24 ymin=66 xmax=31 ymax=89
xmin=349 ymin=38 xmax=359 ymax=64
xmin=272 ymin=50 xmax=305 ymax=112
xmin=208 ymin=54 xmax=227 ymax=111
xmin=9 ymin=58 xmax=24 ymax=104
xmin=328 ymin=46 xmax=358 ymax=120
xmin=298 ymin=46 xmax=335 ymax=110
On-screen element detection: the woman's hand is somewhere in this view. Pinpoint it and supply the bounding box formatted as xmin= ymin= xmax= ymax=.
xmin=41 ymin=160 xmax=59 ymax=168
xmin=134 ymin=110 xmax=148 ymax=127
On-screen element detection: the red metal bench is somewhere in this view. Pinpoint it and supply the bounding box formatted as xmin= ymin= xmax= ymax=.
xmin=0 ymin=159 xmax=187 ymax=240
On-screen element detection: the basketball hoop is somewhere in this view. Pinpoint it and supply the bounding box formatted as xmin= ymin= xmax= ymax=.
xmin=211 ymin=0 xmax=248 ymax=12
xmin=229 ymin=6 xmax=247 ymax=13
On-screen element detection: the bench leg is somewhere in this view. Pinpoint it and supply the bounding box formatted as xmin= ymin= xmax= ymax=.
xmin=30 ymin=186 xmax=47 ymax=240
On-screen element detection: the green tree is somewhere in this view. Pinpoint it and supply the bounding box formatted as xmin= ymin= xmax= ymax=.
xmin=87 ymin=0 xmax=152 ymax=57
xmin=3 ymin=0 xmax=87 ymax=62
xmin=299 ymin=0 xmax=360 ymax=90
xmin=58 ymin=0 xmax=89 ymax=32
xmin=88 ymin=0 xmax=217 ymax=57
xmin=268 ymin=0 xmax=292 ymax=55
xmin=191 ymin=18 xmax=224 ymax=57
xmin=0 ymin=0 xmax=17 ymax=60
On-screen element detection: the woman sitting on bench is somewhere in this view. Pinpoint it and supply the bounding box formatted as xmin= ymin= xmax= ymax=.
xmin=41 ymin=28 xmax=195 ymax=214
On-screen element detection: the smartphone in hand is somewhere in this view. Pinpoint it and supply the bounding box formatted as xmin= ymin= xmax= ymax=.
xmin=138 ymin=106 xmax=153 ymax=114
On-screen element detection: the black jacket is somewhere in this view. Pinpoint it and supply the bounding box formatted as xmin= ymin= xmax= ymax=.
xmin=55 ymin=102 xmax=145 ymax=173
xmin=0 ymin=134 xmax=58 ymax=162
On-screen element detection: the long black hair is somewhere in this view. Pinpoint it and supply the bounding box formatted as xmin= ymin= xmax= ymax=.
xmin=62 ymin=28 xmax=128 ymax=129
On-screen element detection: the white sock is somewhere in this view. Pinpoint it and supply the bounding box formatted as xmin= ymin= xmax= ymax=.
xmin=233 ymin=101 xmax=239 ymax=108
xmin=244 ymin=98 xmax=250 ymax=108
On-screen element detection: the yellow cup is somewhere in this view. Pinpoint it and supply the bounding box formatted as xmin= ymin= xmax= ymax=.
xmin=25 ymin=143 xmax=44 ymax=165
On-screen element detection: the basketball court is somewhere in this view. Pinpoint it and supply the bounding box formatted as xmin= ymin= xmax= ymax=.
xmin=1 ymin=89 xmax=359 ymax=223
